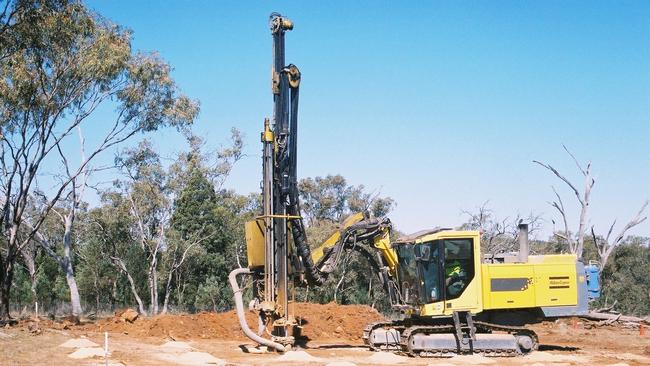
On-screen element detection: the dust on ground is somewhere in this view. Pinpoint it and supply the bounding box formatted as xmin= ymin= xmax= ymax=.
xmin=0 ymin=302 xmax=648 ymax=365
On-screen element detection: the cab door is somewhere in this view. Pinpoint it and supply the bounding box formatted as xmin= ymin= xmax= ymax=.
xmin=441 ymin=237 xmax=481 ymax=314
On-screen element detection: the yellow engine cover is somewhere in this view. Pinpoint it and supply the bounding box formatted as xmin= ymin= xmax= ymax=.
xmin=245 ymin=219 xmax=265 ymax=268
xmin=482 ymin=254 xmax=579 ymax=310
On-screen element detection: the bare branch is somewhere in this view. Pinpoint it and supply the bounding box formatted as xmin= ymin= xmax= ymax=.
xmin=592 ymin=200 xmax=648 ymax=272
xmin=605 ymin=220 xmax=616 ymax=243
xmin=549 ymin=186 xmax=574 ymax=251
xmin=591 ymin=225 xmax=603 ymax=257
xmin=534 ymin=160 xmax=584 ymax=206
xmin=612 ymin=201 xmax=648 ymax=246
xmin=563 ymin=144 xmax=587 ymax=176
xmin=534 ymin=147 xmax=595 ymax=258
xmin=554 ymin=232 xmax=569 ymax=241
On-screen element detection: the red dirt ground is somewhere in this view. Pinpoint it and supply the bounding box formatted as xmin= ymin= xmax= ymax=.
xmin=2 ymin=303 xmax=649 ymax=365
xmin=81 ymin=302 xmax=384 ymax=342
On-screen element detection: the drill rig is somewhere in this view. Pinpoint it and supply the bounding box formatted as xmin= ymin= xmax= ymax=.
xmin=228 ymin=13 xmax=395 ymax=352
xmin=229 ymin=13 xmax=600 ymax=357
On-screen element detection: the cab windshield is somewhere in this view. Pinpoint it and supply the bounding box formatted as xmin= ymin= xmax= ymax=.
xmin=395 ymin=244 xmax=420 ymax=304
xmin=396 ymin=238 xmax=475 ymax=305
xmin=416 ymin=242 xmax=441 ymax=303
xmin=395 ymin=242 xmax=441 ymax=304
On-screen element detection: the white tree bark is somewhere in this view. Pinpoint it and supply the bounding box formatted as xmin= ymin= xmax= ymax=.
xmin=161 ymin=272 xmax=174 ymax=315
xmin=19 ymin=243 xmax=38 ymax=300
xmin=148 ymin=255 xmax=159 ymax=315
xmin=591 ymin=201 xmax=648 ymax=272
xmin=62 ymin=213 xmax=83 ymax=317
xmin=127 ymin=192 xmax=167 ymax=316
xmin=27 ymin=208 xmax=84 ymax=317
xmin=585 ymin=311 xmax=650 ymax=324
xmin=111 ymin=256 xmax=146 ymax=315
xmin=534 ymin=145 xmax=595 ymax=258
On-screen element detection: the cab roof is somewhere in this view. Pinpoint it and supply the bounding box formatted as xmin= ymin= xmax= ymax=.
xmin=394 ymin=227 xmax=452 ymax=245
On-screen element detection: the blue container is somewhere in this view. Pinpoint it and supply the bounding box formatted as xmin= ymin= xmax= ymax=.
xmin=585 ymin=263 xmax=601 ymax=299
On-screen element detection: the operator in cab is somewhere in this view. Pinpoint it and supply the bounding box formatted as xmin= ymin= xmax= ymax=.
xmin=445 ymin=243 xmax=468 ymax=297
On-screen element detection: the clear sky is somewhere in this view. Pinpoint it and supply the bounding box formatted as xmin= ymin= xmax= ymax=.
xmin=81 ymin=1 xmax=650 ymax=238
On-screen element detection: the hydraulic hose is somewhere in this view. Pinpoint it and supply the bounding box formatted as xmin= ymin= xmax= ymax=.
xmin=288 ymin=212 xmax=327 ymax=285
xmin=289 ymin=210 xmax=392 ymax=286
xmin=228 ymin=267 xmax=287 ymax=352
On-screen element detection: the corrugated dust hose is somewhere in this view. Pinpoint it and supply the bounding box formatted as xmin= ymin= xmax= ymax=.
xmin=228 ymin=267 xmax=287 ymax=352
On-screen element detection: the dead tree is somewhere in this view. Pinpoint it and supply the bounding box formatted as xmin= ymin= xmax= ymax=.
xmin=590 ymin=201 xmax=648 ymax=272
xmin=461 ymin=201 xmax=543 ymax=255
xmin=461 ymin=202 xmax=508 ymax=254
xmin=534 ymin=145 xmax=595 ymax=259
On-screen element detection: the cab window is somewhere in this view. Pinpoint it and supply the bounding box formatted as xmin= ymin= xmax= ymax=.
xmin=443 ymin=239 xmax=474 ymax=300
xmin=395 ymin=244 xmax=420 ymax=304
xmin=417 ymin=243 xmax=441 ymax=303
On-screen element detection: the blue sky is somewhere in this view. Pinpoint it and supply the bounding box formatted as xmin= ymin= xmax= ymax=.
xmin=79 ymin=1 xmax=650 ymax=238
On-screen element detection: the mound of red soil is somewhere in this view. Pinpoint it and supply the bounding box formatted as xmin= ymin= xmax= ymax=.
xmin=86 ymin=302 xmax=384 ymax=342
xmin=295 ymin=302 xmax=384 ymax=341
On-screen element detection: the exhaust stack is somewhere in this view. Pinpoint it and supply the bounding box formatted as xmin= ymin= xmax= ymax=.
xmin=518 ymin=223 xmax=529 ymax=263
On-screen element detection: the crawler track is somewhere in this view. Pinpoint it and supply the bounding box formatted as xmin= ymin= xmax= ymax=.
xmin=362 ymin=319 xmax=538 ymax=357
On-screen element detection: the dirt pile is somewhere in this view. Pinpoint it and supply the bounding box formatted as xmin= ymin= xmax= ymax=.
xmin=85 ymin=302 xmax=384 ymax=342
xmin=295 ymin=302 xmax=384 ymax=341
xmin=87 ymin=310 xmax=256 ymax=340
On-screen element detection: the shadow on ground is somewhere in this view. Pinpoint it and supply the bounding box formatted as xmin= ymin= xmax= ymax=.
xmin=539 ymin=344 xmax=580 ymax=352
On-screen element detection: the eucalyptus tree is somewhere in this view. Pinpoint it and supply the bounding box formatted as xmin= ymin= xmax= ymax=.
xmin=296 ymin=175 xmax=395 ymax=307
xmin=298 ymin=174 xmax=394 ymax=225
xmin=108 ymin=131 xmax=245 ymax=315
xmin=113 ymin=141 xmax=169 ymax=315
xmin=83 ymin=190 xmax=146 ymax=314
xmin=164 ymin=131 xmax=246 ymax=312
xmin=0 ymin=0 xmax=198 ymax=320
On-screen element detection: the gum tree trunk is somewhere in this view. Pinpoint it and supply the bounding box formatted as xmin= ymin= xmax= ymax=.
xmin=0 ymin=257 xmax=14 ymax=321
xmin=0 ymin=233 xmax=18 ymax=322
xmin=112 ymin=257 xmax=146 ymax=315
xmin=63 ymin=214 xmax=83 ymax=317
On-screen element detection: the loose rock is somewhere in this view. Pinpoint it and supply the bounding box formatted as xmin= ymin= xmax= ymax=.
xmin=120 ymin=308 xmax=139 ymax=323
xmin=60 ymin=338 xmax=99 ymax=348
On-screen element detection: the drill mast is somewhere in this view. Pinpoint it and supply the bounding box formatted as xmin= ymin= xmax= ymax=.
xmin=262 ymin=12 xmax=301 ymax=344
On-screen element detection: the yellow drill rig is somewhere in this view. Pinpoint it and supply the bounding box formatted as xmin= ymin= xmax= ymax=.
xmin=229 ymin=13 xmax=600 ymax=357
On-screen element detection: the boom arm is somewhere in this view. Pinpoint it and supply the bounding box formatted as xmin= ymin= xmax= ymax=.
xmin=310 ymin=214 xmax=398 ymax=278
xmin=307 ymin=213 xmax=402 ymax=307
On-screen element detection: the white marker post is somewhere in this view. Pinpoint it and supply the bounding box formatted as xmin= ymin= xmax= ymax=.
xmin=34 ymin=302 xmax=38 ymax=319
xmin=104 ymin=331 xmax=109 ymax=366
